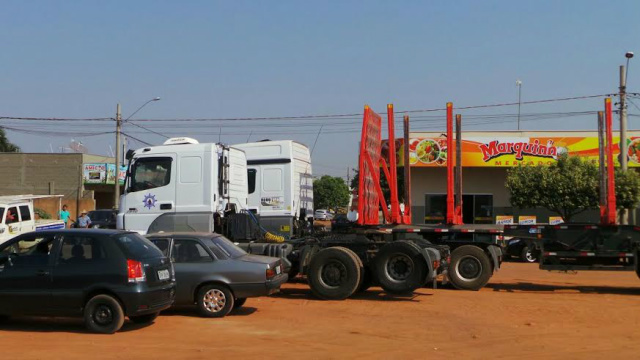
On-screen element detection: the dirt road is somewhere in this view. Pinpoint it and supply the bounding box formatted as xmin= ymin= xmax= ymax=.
xmin=2 ymin=262 xmax=640 ymax=359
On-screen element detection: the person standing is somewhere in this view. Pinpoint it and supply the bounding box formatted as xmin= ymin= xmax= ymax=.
xmin=59 ymin=204 xmax=71 ymax=228
xmin=76 ymin=210 xmax=92 ymax=229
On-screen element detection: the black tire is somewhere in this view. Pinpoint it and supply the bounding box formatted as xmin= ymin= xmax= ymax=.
xmin=129 ymin=312 xmax=159 ymax=324
xmin=308 ymin=247 xmax=361 ymax=300
xmin=197 ymin=284 xmax=234 ymax=318
xmin=233 ymin=298 xmax=247 ymax=310
xmin=520 ymin=245 xmax=537 ymax=263
xmin=84 ymin=294 xmax=125 ymax=334
xmin=373 ymin=241 xmax=428 ymax=294
xmin=449 ymin=245 xmax=492 ymax=291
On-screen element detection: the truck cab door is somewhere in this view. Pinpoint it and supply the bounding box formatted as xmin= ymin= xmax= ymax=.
xmin=122 ymin=155 xmax=177 ymax=234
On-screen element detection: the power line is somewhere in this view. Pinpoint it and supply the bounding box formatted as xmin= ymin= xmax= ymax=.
xmin=126 ymin=122 xmax=170 ymax=139
xmin=121 ymin=132 xmax=153 ymax=146
xmin=1 ymin=93 xmax=609 ymax=123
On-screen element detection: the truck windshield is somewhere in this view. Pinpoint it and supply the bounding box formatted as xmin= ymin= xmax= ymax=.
xmin=128 ymin=157 xmax=172 ymax=192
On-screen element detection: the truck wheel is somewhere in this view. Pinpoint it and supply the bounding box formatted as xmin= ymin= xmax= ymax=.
xmin=84 ymin=294 xmax=125 ymax=334
xmin=449 ymin=245 xmax=492 ymax=291
xmin=308 ymin=247 xmax=361 ymax=300
xmin=520 ymin=245 xmax=537 ymax=263
xmin=374 ymin=241 xmax=427 ymax=294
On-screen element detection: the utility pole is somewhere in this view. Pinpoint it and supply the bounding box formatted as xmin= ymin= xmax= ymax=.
xmin=516 ymin=80 xmax=522 ymax=130
xmin=114 ymin=103 xmax=122 ymax=209
xmin=620 ymin=52 xmax=634 ymax=224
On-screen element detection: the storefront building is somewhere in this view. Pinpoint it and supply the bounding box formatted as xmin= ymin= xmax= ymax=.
xmin=399 ymin=130 xmax=640 ymax=225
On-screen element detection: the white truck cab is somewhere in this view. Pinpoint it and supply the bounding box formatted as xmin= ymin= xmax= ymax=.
xmin=233 ymin=140 xmax=313 ymax=236
xmin=0 ymin=195 xmax=66 ymax=246
xmin=118 ymin=137 xmax=248 ymax=234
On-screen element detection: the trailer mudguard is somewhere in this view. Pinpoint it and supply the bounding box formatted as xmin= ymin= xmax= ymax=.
xmin=487 ymin=244 xmax=502 ymax=273
xmin=420 ymin=247 xmax=438 ymax=286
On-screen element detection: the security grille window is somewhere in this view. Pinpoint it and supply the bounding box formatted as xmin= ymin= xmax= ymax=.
xmin=129 ymin=157 xmax=172 ymax=192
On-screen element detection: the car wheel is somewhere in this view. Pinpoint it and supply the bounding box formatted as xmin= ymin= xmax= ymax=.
xmin=197 ymin=284 xmax=234 ymax=318
xmin=129 ymin=312 xmax=159 ymax=324
xmin=233 ymin=298 xmax=247 ymax=310
xmin=308 ymin=247 xmax=361 ymax=300
xmin=521 ymin=245 xmax=538 ymax=263
xmin=84 ymin=294 xmax=125 ymax=334
xmin=374 ymin=241 xmax=427 ymax=294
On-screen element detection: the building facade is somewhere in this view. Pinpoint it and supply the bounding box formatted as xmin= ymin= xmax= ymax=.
xmin=0 ymin=153 xmax=119 ymax=220
xmin=401 ymin=130 xmax=640 ymax=225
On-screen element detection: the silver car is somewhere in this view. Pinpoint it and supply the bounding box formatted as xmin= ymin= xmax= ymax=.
xmin=314 ymin=209 xmax=333 ymax=220
xmin=147 ymin=233 xmax=287 ymax=318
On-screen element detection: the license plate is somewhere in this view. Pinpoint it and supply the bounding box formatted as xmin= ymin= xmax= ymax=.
xmin=157 ymin=269 xmax=170 ymax=280
xmin=275 ymin=265 xmax=281 ymax=275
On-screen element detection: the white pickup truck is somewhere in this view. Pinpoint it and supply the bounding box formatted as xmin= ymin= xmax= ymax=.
xmin=0 ymin=195 xmax=66 ymax=246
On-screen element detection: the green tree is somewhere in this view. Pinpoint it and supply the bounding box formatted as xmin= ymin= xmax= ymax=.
xmin=615 ymin=168 xmax=640 ymax=209
xmin=506 ymin=155 xmax=640 ymax=222
xmin=0 ymin=128 xmax=20 ymax=152
xmin=313 ymin=175 xmax=350 ymax=210
xmin=506 ymin=155 xmax=599 ymax=222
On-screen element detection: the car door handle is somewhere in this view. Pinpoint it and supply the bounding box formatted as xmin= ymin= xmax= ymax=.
xmin=160 ymin=203 xmax=172 ymax=210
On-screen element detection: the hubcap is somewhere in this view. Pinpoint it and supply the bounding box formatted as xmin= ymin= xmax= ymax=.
xmin=203 ymin=289 xmax=226 ymax=313
xmin=94 ymin=305 xmax=114 ymax=325
xmin=320 ymin=260 xmax=347 ymax=288
xmin=525 ymin=249 xmax=536 ymax=262
xmin=455 ymin=256 xmax=482 ymax=281
xmin=386 ymin=254 xmax=414 ymax=282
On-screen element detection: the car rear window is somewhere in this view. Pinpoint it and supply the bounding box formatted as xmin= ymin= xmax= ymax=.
xmin=209 ymin=235 xmax=246 ymax=259
xmin=114 ymin=233 xmax=164 ymax=259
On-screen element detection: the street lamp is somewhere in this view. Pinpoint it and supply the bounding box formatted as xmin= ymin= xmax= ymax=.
xmin=114 ymin=97 xmax=161 ymax=209
xmin=516 ymin=80 xmax=522 ymax=130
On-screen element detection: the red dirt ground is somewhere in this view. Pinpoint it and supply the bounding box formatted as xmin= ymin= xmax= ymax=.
xmin=2 ymin=262 xmax=640 ymax=359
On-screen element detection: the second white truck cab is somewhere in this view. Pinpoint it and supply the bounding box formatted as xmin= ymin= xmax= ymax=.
xmin=118 ymin=137 xmax=249 ymax=235
xmin=233 ymin=140 xmax=313 ymax=236
xmin=0 ymin=195 xmax=66 ymax=246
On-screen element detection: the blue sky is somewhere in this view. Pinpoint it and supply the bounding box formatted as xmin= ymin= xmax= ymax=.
xmin=1 ymin=1 xmax=639 ymax=177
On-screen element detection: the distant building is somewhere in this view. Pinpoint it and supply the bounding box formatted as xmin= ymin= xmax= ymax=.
xmin=0 ymin=153 xmax=122 ymax=220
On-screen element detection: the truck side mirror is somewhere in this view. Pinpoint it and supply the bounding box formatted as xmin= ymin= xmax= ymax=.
xmin=125 ymin=149 xmax=135 ymax=161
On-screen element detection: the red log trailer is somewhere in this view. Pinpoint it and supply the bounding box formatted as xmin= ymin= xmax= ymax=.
xmin=504 ymin=98 xmax=640 ymax=274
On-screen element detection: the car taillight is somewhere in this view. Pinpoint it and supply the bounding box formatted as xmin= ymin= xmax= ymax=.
xmin=127 ymin=259 xmax=146 ymax=283
xmin=266 ymin=268 xmax=276 ymax=279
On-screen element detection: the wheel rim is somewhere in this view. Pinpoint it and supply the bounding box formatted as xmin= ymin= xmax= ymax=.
xmin=385 ymin=253 xmax=414 ymax=282
xmin=319 ymin=260 xmax=347 ymax=288
xmin=525 ymin=249 xmax=536 ymax=262
xmin=203 ymin=289 xmax=227 ymax=313
xmin=93 ymin=304 xmax=114 ymax=325
xmin=455 ymin=255 xmax=482 ymax=282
